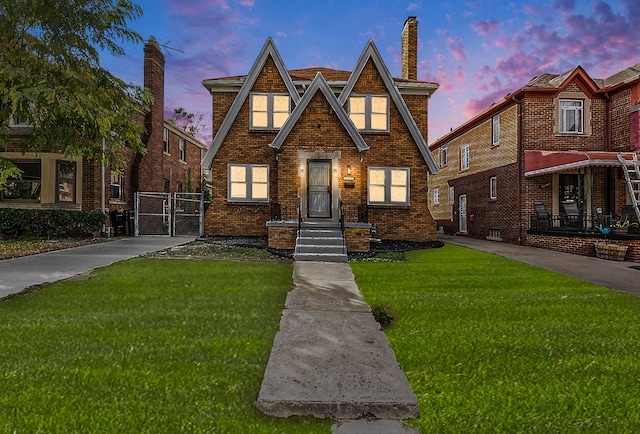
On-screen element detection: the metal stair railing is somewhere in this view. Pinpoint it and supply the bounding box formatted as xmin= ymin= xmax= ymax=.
xmin=617 ymin=153 xmax=640 ymax=224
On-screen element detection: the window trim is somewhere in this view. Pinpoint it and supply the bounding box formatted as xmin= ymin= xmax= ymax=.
xmin=449 ymin=186 xmax=455 ymax=204
xmin=433 ymin=187 xmax=440 ymax=205
xmin=559 ymin=98 xmax=583 ymax=134
xmin=440 ymin=144 xmax=448 ymax=167
xmin=179 ymin=138 xmax=186 ymax=162
xmin=249 ymin=93 xmax=290 ymax=130
xmin=489 ymin=176 xmax=497 ymax=200
xmin=460 ymin=145 xmax=470 ymax=171
xmin=227 ymin=163 xmax=270 ymax=203
xmin=367 ymin=166 xmax=410 ymax=206
xmin=163 ymin=128 xmax=170 ymax=154
xmin=492 ymin=114 xmax=500 ymax=145
xmin=110 ymin=171 xmax=125 ymax=201
xmin=56 ymin=160 xmax=76 ymax=203
xmin=348 ymin=94 xmax=390 ymax=132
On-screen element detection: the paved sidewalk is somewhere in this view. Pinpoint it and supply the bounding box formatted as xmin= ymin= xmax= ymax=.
xmin=439 ymin=234 xmax=640 ymax=297
xmin=257 ymin=261 xmax=418 ymax=432
xmin=0 ymin=236 xmax=192 ymax=299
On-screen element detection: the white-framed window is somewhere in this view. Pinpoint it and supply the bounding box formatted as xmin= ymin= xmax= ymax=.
xmin=461 ymin=145 xmax=470 ymax=171
xmin=559 ymin=99 xmax=583 ymax=133
xmin=110 ymin=172 xmax=124 ymax=200
xmin=492 ymin=114 xmax=500 ymax=145
xmin=440 ymin=144 xmax=448 ymax=167
xmin=433 ymin=188 xmax=440 ymax=205
xmin=179 ymin=138 xmax=186 ymax=162
xmin=250 ymin=93 xmax=290 ymax=129
xmin=449 ymin=186 xmax=455 ymax=204
xmin=368 ymin=167 xmax=409 ymax=206
xmin=163 ymin=128 xmax=169 ymax=153
xmin=490 ymin=176 xmax=497 ymax=199
xmin=228 ymin=164 xmax=269 ymax=202
xmin=348 ymin=95 xmax=389 ymax=131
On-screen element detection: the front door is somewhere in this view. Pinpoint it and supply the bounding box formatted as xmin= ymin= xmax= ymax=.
xmin=459 ymin=194 xmax=467 ymax=233
xmin=308 ymin=160 xmax=331 ymax=218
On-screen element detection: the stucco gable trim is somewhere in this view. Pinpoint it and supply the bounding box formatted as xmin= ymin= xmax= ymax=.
xmin=338 ymin=40 xmax=438 ymax=174
xmin=201 ymin=37 xmax=299 ymax=168
xmin=269 ymin=73 xmax=369 ymax=152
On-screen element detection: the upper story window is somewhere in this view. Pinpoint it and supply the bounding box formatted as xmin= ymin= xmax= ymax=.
xmin=490 ymin=176 xmax=497 ymax=199
xmin=179 ymin=138 xmax=186 ymax=162
xmin=250 ymin=93 xmax=290 ymax=129
xmin=559 ymin=99 xmax=583 ymax=134
xmin=433 ymin=188 xmax=440 ymax=205
xmin=449 ymin=186 xmax=455 ymax=204
xmin=228 ymin=164 xmax=269 ymax=202
xmin=368 ymin=167 xmax=409 ymax=206
xmin=163 ymin=128 xmax=169 ymax=153
xmin=1 ymin=160 xmax=41 ymax=201
xmin=492 ymin=114 xmax=500 ymax=145
xmin=440 ymin=144 xmax=448 ymax=167
xmin=461 ymin=145 xmax=470 ymax=171
xmin=348 ymin=95 xmax=389 ymax=132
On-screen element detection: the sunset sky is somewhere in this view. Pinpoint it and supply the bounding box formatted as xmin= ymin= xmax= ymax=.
xmin=99 ymin=0 xmax=640 ymax=146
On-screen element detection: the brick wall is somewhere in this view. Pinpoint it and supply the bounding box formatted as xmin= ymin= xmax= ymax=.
xmin=527 ymin=233 xmax=640 ymax=262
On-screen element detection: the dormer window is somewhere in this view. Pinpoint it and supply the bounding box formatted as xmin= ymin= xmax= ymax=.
xmin=250 ymin=93 xmax=290 ymax=129
xmin=559 ymin=99 xmax=583 ymax=133
xmin=349 ymin=95 xmax=389 ymax=132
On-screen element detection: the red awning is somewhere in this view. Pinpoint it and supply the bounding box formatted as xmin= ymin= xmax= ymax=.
xmin=524 ymin=150 xmax=638 ymax=177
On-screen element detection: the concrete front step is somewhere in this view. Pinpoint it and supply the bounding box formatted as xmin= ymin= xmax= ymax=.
xmin=296 ymin=227 xmax=347 ymax=262
xmin=296 ymin=245 xmax=345 ymax=254
xmin=297 ymin=236 xmax=344 ymax=246
xmin=294 ymin=252 xmax=348 ymax=262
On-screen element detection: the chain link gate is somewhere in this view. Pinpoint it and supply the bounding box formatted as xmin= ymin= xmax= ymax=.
xmin=173 ymin=192 xmax=206 ymax=236
xmin=135 ymin=192 xmax=172 ymax=236
xmin=135 ymin=192 xmax=208 ymax=236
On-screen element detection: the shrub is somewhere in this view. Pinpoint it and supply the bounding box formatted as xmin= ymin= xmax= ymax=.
xmin=0 ymin=208 xmax=106 ymax=239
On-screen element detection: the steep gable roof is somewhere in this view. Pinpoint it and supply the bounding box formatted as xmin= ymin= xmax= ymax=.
xmin=269 ymin=73 xmax=369 ymax=152
xmin=202 ymin=38 xmax=299 ymax=168
xmin=338 ymin=40 xmax=439 ymax=174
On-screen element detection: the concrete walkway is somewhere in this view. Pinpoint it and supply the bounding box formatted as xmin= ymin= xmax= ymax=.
xmin=439 ymin=234 xmax=640 ymax=297
xmin=257 ymin=261 xmax=418 ymax=432
xmin=0 ymin=236 xmax=192 ymax=299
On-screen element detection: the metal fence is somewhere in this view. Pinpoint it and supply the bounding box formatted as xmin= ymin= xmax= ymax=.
xmin=135 ymin=192 xmax=208 ymax=237
xmin=173 ymin=192 xmax=206 ymax=236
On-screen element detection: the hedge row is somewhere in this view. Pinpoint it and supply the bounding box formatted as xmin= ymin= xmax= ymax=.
xmin=0 ymin=208 xmax=106 ymax=239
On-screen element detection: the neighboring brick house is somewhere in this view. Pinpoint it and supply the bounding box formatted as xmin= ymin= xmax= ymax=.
xmin=429 ymin=64 xmax=640 ymax=261
xmin=201 ymin=17 xmax=440 ymax=252
xmin=1 ymin=37 xmax=206 ymax=229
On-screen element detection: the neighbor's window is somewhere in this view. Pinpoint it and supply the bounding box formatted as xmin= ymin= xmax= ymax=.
xmin=110 ymin=172 xmax=124 ymax=200
xmin=179 ymin=138 xmax=186 ymax=162
xmin=492 ymin=114 xmax=500 ymax=145
xmin=250 ymin=93 xmax=290 ymax=129
xmin=461 ymin=145 xmax=470 ymax=171
xmin=1 ymin=161 xmax=41 ymax=201
xmin=490 ymin=176 xmax=497 ymax=199
xmin=449 ymin=186 xmax=455 ymax=204
xmin=228 ymin=164 xmax=269 ymax=202
xmin=368 ymin=167 xmax=409 ymax=205
xmin=57 ymin=161 xmax=76 ymax=203
xmin=559 ymin=99 xmax=583 ymax=133
xmin=440 ymin=144 xmax=448 ymax=167
xmin=349 ymin=95 xmax=389 ymax=131
xmin=433 ymin=188 xmax=440 ymax=205
xmin=163 ymin=128 xmax=169 ymax=153
xmin=163 ymin=179 xmax=170 ymax=193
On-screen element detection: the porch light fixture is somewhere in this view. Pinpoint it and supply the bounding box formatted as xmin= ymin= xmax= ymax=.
xmin=343 ymin=164 xmax=355 ymax=184
xmin=347 ymin=165 xmax=352 ymax=175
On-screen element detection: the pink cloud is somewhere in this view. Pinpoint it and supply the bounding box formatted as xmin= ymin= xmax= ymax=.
xmin=471 ymin=19 xmax=500 ymax=36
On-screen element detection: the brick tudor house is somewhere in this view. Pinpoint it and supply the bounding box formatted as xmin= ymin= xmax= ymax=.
xmin=1 ymin=37 xmax=206 ymax=231
xmin=201 ymin=17 xmax=440 ymax=256
xmin=428 ymin=64 xmax=640 ymax=261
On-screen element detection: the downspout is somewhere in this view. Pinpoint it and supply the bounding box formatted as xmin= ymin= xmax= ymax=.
xmin=101 ymin=137 xmax=106 ymax=234
xmin=604 ymin=91 xmax=614 ymax=214
xmin=512 ymin=94 xmax=523 ymax=244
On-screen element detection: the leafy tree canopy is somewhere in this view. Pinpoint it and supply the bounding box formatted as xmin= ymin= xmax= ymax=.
xmin=0 ymin=0 xmax=152 ymax=177
xmin=171 ymin=107 xmax=204 ymax=137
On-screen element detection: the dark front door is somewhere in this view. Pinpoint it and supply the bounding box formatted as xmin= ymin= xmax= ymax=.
xmin=308 ymin=160 xmax=331 ymax=218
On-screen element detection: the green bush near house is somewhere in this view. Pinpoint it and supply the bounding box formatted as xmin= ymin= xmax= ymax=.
xmin=351 ymin=244 xmax=640 ymax=433
xmin=0 ymin=208 xmax=106 ymax=239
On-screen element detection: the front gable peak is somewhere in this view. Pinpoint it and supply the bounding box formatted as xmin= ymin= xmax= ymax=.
xmin=202 ymin=37 xmax=299 ymax=168
xmin=270 ymin=72 xmax=369 ymax=152
xmin=338 ymin=40 xmax=439 ymax=174
xmin=551 ymin=65 xmax=600 ymax=97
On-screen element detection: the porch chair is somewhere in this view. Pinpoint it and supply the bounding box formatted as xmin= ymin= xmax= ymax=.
xmin=533 ymin=202 xmax=551 ymax=229
xmin=560 ymin=200 xmax=581 ymax=231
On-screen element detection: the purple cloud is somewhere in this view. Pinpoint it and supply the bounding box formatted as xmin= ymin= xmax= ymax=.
xmin=471 ymin=19 xmax=500 ymax=36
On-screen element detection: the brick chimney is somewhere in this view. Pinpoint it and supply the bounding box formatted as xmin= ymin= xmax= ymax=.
xmin=401 ymin=17 xmax=418 ymax=81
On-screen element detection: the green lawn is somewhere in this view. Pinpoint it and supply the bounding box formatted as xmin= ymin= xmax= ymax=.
xmin=351 ymin=244 xmax=640 ymax=433
xmin=0 ymin=258 xmax=330 ymax=433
